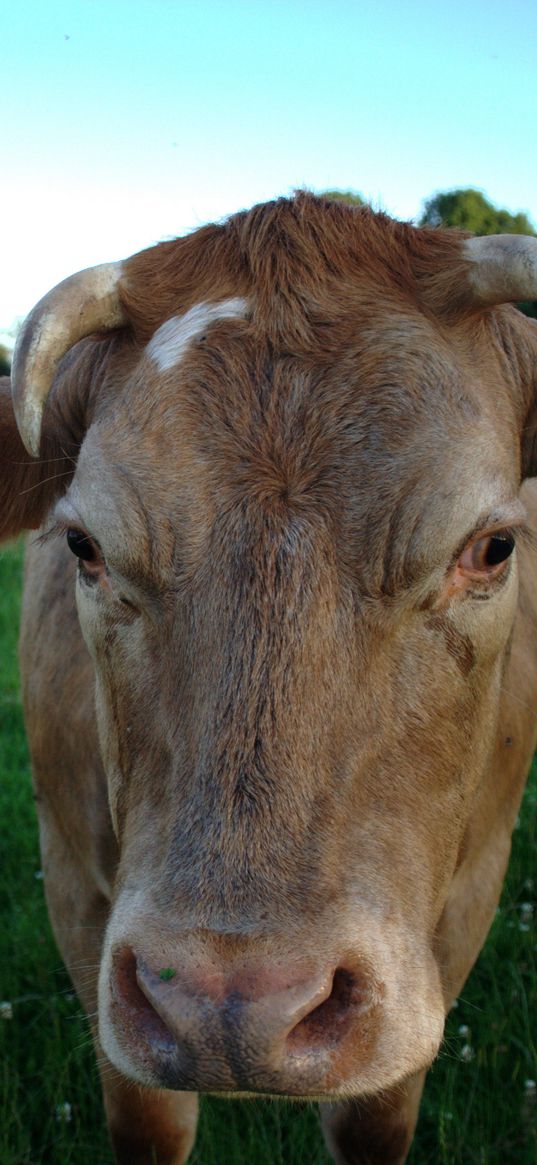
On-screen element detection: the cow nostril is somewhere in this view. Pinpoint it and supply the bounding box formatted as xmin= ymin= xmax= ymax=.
xmin=112 ymin=948 xmax=176 ymax=1050
xmin=286 ymin=967 xmax=362 ymax=1052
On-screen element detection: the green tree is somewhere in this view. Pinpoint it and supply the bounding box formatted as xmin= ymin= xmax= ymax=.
xmin=419 ymin=188 xmax=536 ymax=236
xmin=318 ymin=189 xmax=364 ymax=206
xmin=0 ymin=344 xmax=11 ymax=376
xmin=420 ymin=188 xmax=537 ymax=318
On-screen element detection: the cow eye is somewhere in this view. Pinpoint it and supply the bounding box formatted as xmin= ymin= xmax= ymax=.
xmin=458 ymin=531 xmax=515 ymax=577
xmin=66 ymin=528 xmax=99 ymax=563
xmin=66 ymin=528 xmax=106 ymax=583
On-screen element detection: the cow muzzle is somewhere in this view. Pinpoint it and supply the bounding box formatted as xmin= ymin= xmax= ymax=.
xmin=99 ymin=930 xmax=443 ymax=1098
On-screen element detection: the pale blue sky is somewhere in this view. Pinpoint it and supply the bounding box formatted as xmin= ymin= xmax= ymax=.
xmin=3 ymin=0 xmax=537 ymax=341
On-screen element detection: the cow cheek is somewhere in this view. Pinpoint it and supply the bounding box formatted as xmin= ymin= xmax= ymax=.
xmin=372 ymin=614 xmax=509 ymax=927
xmin=75 ymin=587 xmax=153 ymax=836
xmin=449 ymin=554 xmax=519 ymax=662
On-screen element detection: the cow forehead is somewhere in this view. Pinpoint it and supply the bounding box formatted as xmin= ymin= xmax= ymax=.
xmin=65 ymin=298 xmax=520 ymax=599
xmin=131 ymin=299 xmax=504 ymax=505
xmin=105 ymin=307 xmax=468 ymax=489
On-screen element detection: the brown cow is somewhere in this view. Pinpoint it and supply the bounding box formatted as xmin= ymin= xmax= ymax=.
xmin=2 ymin=193 xmax=537 ymax=1164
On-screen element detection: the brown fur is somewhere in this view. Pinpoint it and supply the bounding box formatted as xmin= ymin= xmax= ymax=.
xmin=119 ymin=192 xmax=473 ymax=347
xmin=3 ymin=193 xmax=537 ymax=1164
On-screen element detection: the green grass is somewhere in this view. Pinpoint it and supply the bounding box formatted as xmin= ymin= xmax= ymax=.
xmin=1 ymin=540 xmax=535 ymax=1164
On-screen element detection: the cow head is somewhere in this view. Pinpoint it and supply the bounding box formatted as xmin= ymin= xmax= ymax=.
xmin=6 ymin=196 xmax=537 ymax=1099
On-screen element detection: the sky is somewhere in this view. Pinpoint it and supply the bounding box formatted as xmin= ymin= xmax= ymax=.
xmin=3 ymin=0 xmax=537 ymax=344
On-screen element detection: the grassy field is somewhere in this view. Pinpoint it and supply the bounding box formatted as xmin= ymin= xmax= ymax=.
xmin=1 ymin=538 xmax=535 ymax=1165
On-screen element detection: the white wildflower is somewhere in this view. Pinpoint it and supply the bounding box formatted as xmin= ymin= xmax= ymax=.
xmin=460 ymin=1043 xmax=475 ymax=1062
xmin=0 ymin=1001 xmax=13 ymax=1019
xmin=55 ymin=1101 xmax=72 ymax=1123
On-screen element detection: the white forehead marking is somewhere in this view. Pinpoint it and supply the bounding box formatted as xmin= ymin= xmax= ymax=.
xmin=146 ymin=298 xmax=248 ymax=372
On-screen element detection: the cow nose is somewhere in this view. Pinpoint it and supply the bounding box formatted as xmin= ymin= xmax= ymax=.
xmin=109 ymin=946 xmax=377 ymax=1094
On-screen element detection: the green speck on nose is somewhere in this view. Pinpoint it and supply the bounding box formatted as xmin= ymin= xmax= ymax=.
xmin=159 ymin=968 xmax=177 ymax=981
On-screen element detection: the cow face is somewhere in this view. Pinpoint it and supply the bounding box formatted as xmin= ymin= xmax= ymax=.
xmin=8 ymin=195 xmax=537 ymax=1103
xmin=50 ymin=291 xmax=523 ymax=1099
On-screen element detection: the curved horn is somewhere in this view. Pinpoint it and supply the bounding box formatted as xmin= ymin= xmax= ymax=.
xmin=12 ymin=261 xmax=127 ymax=456
xmin=463 ymin=234 xmax=537 ymax=309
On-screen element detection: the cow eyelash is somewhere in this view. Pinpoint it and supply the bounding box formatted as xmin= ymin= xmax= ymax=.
xmin=39 ymin=519 xmax=104 ymax=574
xmin=38 ymin=519 xmax=71 ymax=546
xmin=41 ymin=518 xmax=100 ymax=546
xmin=39 ymin=519 xmax=95 ymax=546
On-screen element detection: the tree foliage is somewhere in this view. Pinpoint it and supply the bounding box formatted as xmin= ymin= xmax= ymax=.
xmin=318 ymin=189 xmax=364 ymax=206
xmin=0 ymin=344 xmax=11 ymax=377
xmin=419 ymin=188 xmax=536 ymax=237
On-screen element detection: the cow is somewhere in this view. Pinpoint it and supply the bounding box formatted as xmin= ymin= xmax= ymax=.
xmin=1 ymin=192 xmax=537 ymax=1165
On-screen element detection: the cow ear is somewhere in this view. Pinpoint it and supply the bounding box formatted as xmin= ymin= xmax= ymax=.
xmin=1 ymin=261 xmax=129 ymax=542
xmin=0 ymin=329 xmax=124 ymax=542
xmin=462 ymin=235 xmax=537 ymax=479
xmin=0 ymin=374 xmax=72 ymax=540
xmin=513 ymin=313 xmax=537 ymax=478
